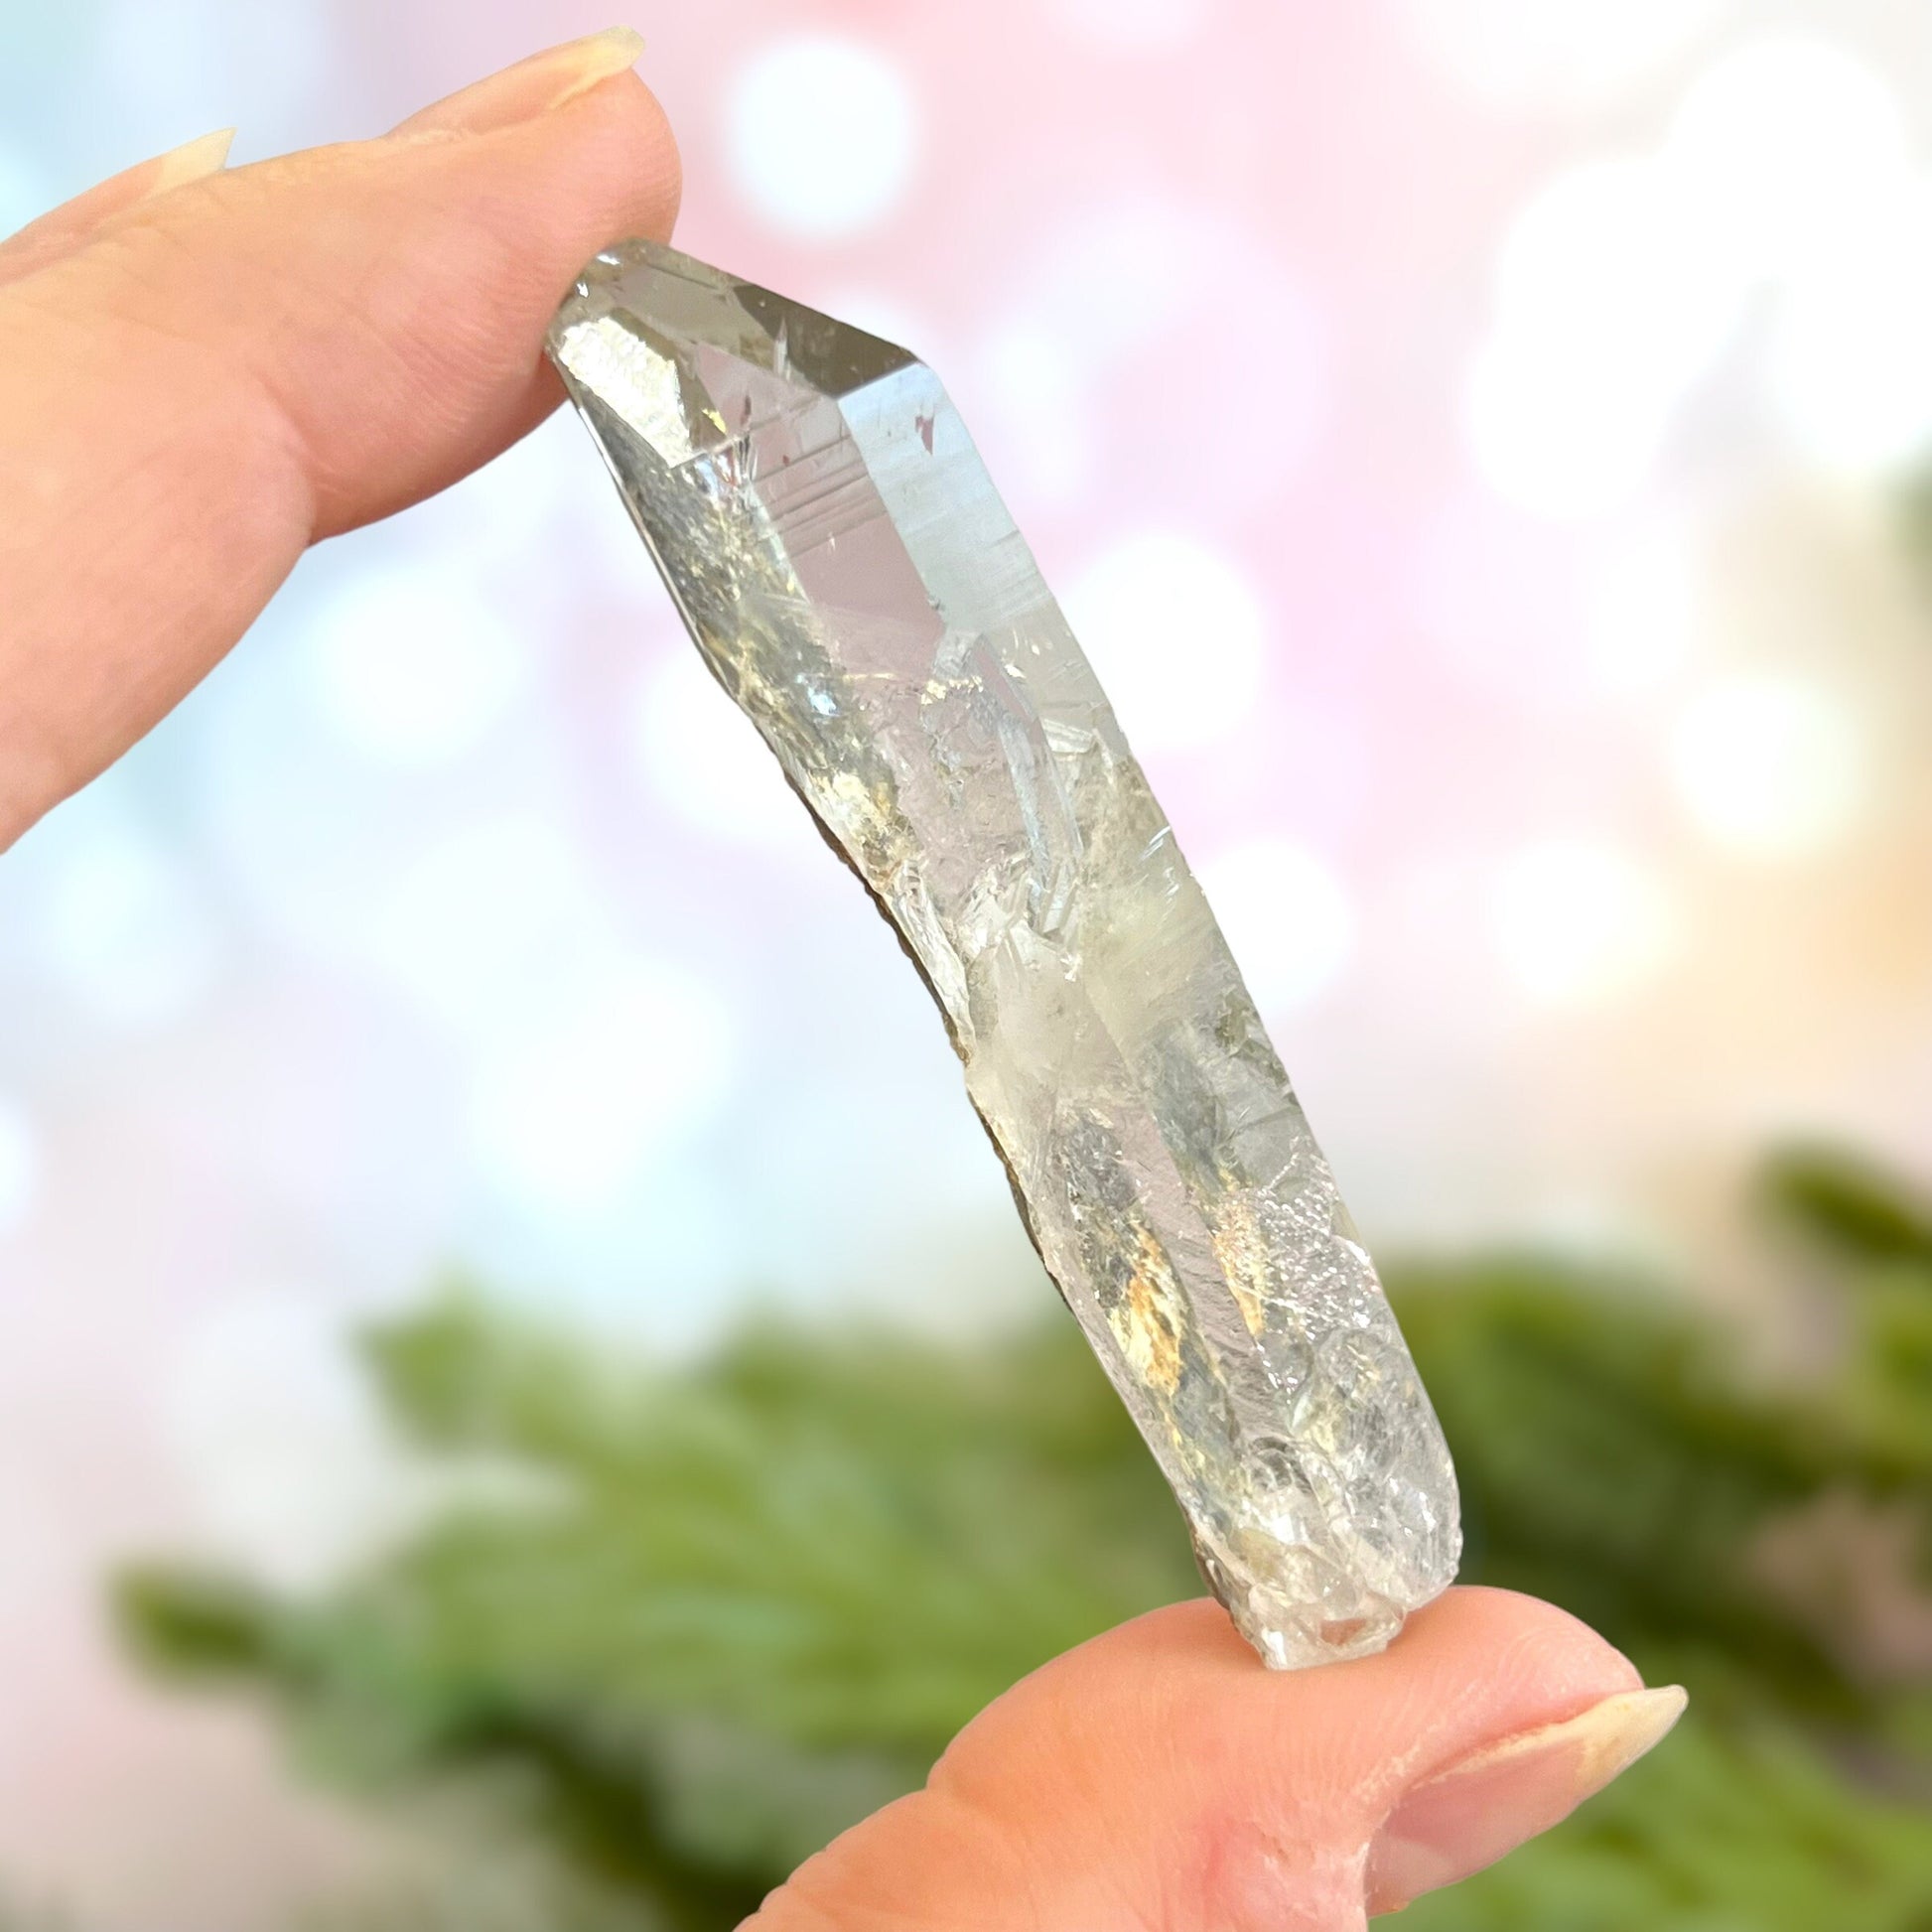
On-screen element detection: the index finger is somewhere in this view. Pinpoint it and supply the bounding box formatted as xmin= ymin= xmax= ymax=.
xmin=0 ymin=30 xmax=679 ymax=847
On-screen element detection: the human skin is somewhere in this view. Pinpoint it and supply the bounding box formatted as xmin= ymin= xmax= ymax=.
xmin=0 ymin=30 xmax=1684 ymax=1928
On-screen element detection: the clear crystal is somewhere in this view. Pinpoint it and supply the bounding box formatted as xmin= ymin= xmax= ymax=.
xmin=548 ymin=238 xmax=1460 ymax=1668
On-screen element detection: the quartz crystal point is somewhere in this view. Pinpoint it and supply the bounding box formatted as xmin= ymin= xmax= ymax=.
xmin=548 ymin=238 xmax=1460 ymax=1668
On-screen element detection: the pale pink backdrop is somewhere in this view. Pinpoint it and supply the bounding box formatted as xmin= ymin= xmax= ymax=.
xmin=4 ymin=1 xmax=1932 ymax=1923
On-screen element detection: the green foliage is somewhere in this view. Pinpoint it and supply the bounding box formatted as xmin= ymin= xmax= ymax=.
xmin=123 ymin=1307 xmax=1199 ymax=1929
xmin=1403 ymin=1713 xmax=1932 ymax=1932
xmin=116 ymin=1152 xmax=1932 ymax=1928
xmin=1757 ymin=1144 xmax=1932 ymax=1271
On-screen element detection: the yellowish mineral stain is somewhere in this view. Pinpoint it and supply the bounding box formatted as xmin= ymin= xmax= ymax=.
xmin=1212 ymin=1197 xmax=1276 ymax=1340
xmin=1112 ymin=1227 xmax=1184 ymax=1396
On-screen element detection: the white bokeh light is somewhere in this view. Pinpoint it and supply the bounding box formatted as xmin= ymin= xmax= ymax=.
xmin=368 ymin=814 xmax=613 ymax=1040
xmin=304 ymin=565 xmax=527 ymax=767
xmin=1402 ymin=0 xmax=1729 ymax=109
xmin=1464 ymin=335 xmax=1675 ymax=521
xmin=1465 ymin=157 xmax=1742 ymax=519
xmin=466 ymin=958 xmax=735 ymax=1220
xmin=1060 ymin=531 xmax=1270 ymax=754
xmin=1765 ymin=176 xmax=1932 ymax=478
xmin=37 ymin=826 xmax=219 ymax=1026
xmin=634 ymin=650 xmax=815 ymax=852
xmin=1586 ymin=529 xmax=1704 ymax=697
xmin=1199 ymin=840 xmax=1355 ymax=1013
xmin=0 ymin=1097 xmax=38 ymax=1236
xmin=1671 ymin=674 xmax=1865 ymax=859
xmin=976 ymin=198 xmax=1326 ymax=512
xmin=1017 ymin=199 xmax=1206 ymax=364
xmin=971 ymin=318 xmax=1095 ymax=509
xmin=726 ymin=36 xmax=920 ymax=241
xmin=1491 ymin=158 xmax=1738 ymax=363
xmin=1666 ymin=35 xmax=1911 ymax=279
xmin=1469 ymin=31 xmax=1932 ymax=508
xmin=1492 ymin=839 xmax=1676 ymax=1006
xmin=165 ymin=1293 xmax=408 ymax=1589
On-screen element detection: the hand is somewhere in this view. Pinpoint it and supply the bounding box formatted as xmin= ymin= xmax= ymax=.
xmin=0 ymin=27 xmax=676 ymax=847
xmin=0 ymin=32 xmax=1684 ymax=1928
xmin=750 ymin=1588 xmax=1680 ymax=1930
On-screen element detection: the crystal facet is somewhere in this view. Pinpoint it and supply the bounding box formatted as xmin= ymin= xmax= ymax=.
xmin=548 ymin=238 xmax=1460 ymax=1668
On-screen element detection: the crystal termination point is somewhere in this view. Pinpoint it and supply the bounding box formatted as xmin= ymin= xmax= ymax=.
xmin=548 ymin=238 xmax=1460 ymax=1669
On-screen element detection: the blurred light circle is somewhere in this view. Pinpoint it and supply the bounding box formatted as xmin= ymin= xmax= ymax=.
xmin=1765 ymin=179 xmax=1932 ymax=478
xmin=634 ymin=650 xmax=814 ymax=851
xmin=1022 ymin=200 xmax=1201 ymax=364
xmin=39 ymin=829 xmax=218 ymax=1026
xmin=1466 ymin=157 xmax=1743 ymax=519
xmin=726 ymin=36 xmax=919 ymax=241
xmin=1586 ymin=530 xmax=1703 ymax=697
xmin=165 ymin=1293 xmax=403 ymax=1588
xmin=0 ymin=1098 xmax=38 ymax=1236
xmin=1492 ymin=840 xmax=1676 ymax=1005
xmin=1667 ymin=35 xmax=1910 ymax=276
xmin=466 ymin=959 xmax=735 ymax=1219
xmin=980 ymin=200 xmax=1325 ymax=508
xmin=1670 ymin=675 xmax=1865 ymax=859
xmin=304 ymin=565 xmax=526 ymax=766
xmin=1493 ymin=159 xmax=1738 ymax=364
xmin=1049 ymin=0 xmax=1208 ymax=52
xmin=971 ymin=319 xmax=1095 ymax=509
xmin=1061 ymin=531 xmax=1270 ymax=754
xmin=1402 ymin=0 xmax=1728 ymax=108
xmin=1465 ymin=335 xmax=1673 ymax=520
xmin=1198 ymin=840 xmax=1355 ymax=1013
xmin=370 ymin=814 xmax=611 ymax=1039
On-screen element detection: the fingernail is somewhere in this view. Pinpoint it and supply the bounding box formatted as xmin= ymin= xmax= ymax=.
xmin=394 ymin=27 xmax=645 ymax=138
xmin=1365 ymin=1686 xmax=1687 ymax=1912
xmin=137 ymin=127 xmax=235 ymax=202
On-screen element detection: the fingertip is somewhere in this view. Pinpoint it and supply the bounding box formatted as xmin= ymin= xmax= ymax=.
xmin=158 ymin=68 xmax=683 ymax=534
xmin=751 ymin=1590 xmax=1663 ymax=1932
xmin=589 ymin=79 xmax=682 ymax=251
xmin=1389 ymin=1586 xmax=1645 ymax=1736
xmin=592 ymin=67 xmax=683 ymax=215
xmin=1084 ymin=1591 xmax=1648 ymax=1928
xmin=0 ymin=50 xmax=691 ymax=840
xmin=471 ymin=62 xmax=683 ymax=243
xmin=950 ymin=1587 xmax=1646 ymax=1875
xmin=144 ymin=127 xmax=236 ymax=200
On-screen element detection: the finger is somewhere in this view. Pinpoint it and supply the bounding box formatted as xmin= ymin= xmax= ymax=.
xmin=749 ymin=1587 xmax=1684 ymax=1932
xmin=0 ymin=129 xmax=233 ymax=288
xmin=0 ymin=27 xmax=678 ymax=847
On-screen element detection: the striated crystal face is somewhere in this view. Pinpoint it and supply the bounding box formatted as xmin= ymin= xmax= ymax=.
xmin=548 ymin=238 xmax=1459 ymax=1668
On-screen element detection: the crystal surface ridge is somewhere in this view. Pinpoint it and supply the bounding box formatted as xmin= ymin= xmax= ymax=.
xmin=548 ymin=237 xmax=1460 ymax=1668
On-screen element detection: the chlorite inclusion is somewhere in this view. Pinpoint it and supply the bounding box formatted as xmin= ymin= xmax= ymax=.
xmin=547 ymin=237 xmax=1459 ymax=1668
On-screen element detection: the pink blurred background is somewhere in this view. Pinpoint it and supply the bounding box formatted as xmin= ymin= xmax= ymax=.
xmin=5 ymin=0 xmax=1932 ymax=1922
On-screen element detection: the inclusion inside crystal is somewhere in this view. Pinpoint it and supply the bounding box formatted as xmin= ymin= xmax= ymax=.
xmin=548 ymin=237 xmax=1460 ymax=1668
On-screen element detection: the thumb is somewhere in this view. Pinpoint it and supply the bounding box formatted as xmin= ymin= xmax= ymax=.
xmin=749 ymin=1587 xmax=1683 ymax=1932
xmin=0 ymin=30 xmax=678 ymax=846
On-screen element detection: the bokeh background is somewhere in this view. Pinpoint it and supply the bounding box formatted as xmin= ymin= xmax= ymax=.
xmin=5 ymin=0 xmax=1932 ymax=1926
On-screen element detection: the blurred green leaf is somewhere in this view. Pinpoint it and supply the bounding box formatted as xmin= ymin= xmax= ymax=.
xmin=1760 ymin=1145 xmax=1932 ymax=1271
xmin=104 ymin=1150 xmax=1932 ymax=1929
